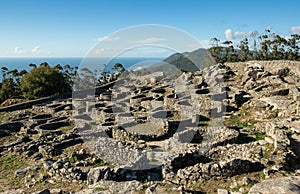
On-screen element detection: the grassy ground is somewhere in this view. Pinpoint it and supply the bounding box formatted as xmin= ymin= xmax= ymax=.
xmin=0 ymin=151 xmax=87 ymax=193
xmin=0 ymin=112 xmax=14 ymax=122
xmin=57 ymin=125 xmax=75 ymax=133
xmin=0 ymin=154 xmax=27 ymax=190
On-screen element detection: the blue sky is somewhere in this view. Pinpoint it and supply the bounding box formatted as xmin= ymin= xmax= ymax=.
xmin=0 ymin=0 xmax=300 ymax=57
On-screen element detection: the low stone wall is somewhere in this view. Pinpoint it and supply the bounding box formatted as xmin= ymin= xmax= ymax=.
xmin=87 ymin=164 xmax=162 ymax=184
xmin=0 ymin=93 xmax=71 ymax=113
xmin=32 ymin=104 xmax=70 ymax=114
xmin=162 ymin=126 xmax=241 ymax=182
xmin=111 ymin=120 xmax=185 ymax=142
xmin=36 ymin=121 xmax=70 ymax=131
xmin=175 ymin=159 xmax=264 ymax=184
xmin=163 ymin=141 xmax=266 ymax=184
xmin=256 ymin=121 xmax=293 ymax=168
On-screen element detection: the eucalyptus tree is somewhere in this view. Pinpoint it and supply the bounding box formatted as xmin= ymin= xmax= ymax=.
xmin=29 ymin=63 xmax=37 ymax=69
xmin=222 ymin=41 xmax=235 ymax=62
xmin=1 ymin=67 xmax=8 ymax=79
xmin=238 ymin=38 xmax=250 ymax=61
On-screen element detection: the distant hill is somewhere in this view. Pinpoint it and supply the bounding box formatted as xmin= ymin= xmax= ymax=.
xmin=162 ymin=48 xmax=216 ymax=72
xmin=129 ymin=48 xmax=216 ymax=79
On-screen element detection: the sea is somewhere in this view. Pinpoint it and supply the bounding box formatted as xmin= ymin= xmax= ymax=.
xmin=0 ymin=57 xmax=164 ymax=80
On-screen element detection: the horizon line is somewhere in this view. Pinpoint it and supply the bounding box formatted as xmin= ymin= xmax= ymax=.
xmin=0 ymin=56 xmax=167 ymax=58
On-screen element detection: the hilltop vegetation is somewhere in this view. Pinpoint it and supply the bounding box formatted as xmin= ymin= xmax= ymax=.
xmin=0 ymin=63 xmax=74 ymax=103
xmin=0 ymin=62 xmax=126 ymax=104
xmin=209 ymin=29 xmax=300 ymax=63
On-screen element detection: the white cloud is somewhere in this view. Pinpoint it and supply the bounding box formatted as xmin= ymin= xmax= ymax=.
xmin=224 ymin=29 xmax=259 ymax=40
xmin=290 ymin=26 xmax=300 ymax=34
xmin=14 ymin=47 xmax=24 ymax=54
xmin=129 ymin=37 xmax=166 ymax=44
xmin=97 ymin=36 xmax=120 ymax=42
xmin=224 ymin=29 xmax=232 ymax=40
xmin=32 ymin=46 xmax=40 ymax=54
xmin=233 ymin=31 xmax=248 ymax=38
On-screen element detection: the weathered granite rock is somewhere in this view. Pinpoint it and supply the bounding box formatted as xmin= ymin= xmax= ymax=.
xmin=217 ymin=189 xmax=229 ymax=194
xmin=175 ymin=158 xmax=264 ymax=183
xmin=49 ymin=189 xmax=62 ymax=194
xmin=249 ymin=176 xmax=300 ymax=194
xmin=15 ymin=166 xmax=39 ymax=177
xmin=31 ymin=189 xmax=50 ymax=194
xmin=87 ymin=166 xmax=112 ymax=185
xmin=52 ymin=160 xmax=64 ymax=170
xmin=0 ymin=189 xmax=24 ymax=194
xmin=79 ymin=180 xmax=141 ymax=194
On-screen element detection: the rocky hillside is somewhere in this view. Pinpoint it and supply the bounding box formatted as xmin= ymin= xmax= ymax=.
xmin=0 ymin=60 xmax=299 ymax=194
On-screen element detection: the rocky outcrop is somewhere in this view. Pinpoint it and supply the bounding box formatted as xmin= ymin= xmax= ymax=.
xmin=249 ymin=176 xmax=300 ymax=194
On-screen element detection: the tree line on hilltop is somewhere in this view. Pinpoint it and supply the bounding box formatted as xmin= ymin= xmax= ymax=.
xmin=209 ymin=29 xmax=300 ymax=63
xmin=0 ymin=62 xmax=125 ymax=104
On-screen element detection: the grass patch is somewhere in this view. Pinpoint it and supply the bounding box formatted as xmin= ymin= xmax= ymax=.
xmin=0 ymin=153 xmax=88 ymax=192
xmin=93 ymin=159 xmax=113 ymax=168
xmin=226 ymin=107 xmax=256 ymax=128
xmin=197 ymin=121 xmax=209 ymax=126
xmin=69 ymin=156 xmax=79 ymax=164
xmin=95 ymin=187 xmax=109 ymax=191
xmin=227 ymin=115 xmax=255 ymax=128
xmin=0 ymin=155 xmax=27 ymax=188
xmin=236 ymin=131 xmax=266 ymax=144
xmin=58 ymin=125 xmax=75 ymax=133
xmin=0 ymin=155 xmax=27 ymax=175
xmin=262 ymin=143 xmax=274 ymax=160
xmin=0 ymin=112 xmax=13 ymax=122
xmin=249 ymin=131 xmax=266 ymax=141
xmin=9 ymin=178 xmax=21 ymax=187
xmin=259 ymin=171 xmax=266 ymax=179
xmin=169 ymin=114 xmax=182 ymax=120
xmin=187 ymin=179 xmax=225 ymax=193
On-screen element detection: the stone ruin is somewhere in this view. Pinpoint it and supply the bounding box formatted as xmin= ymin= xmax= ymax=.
xmin=0 ymin=61 xmax=300 ymax=193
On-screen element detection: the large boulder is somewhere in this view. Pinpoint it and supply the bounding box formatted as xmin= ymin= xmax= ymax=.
xmin=15 ymin=166 xmax=39 ymax=177
xmin=77 ymin=180 xmax=141 ymax=194
xmin=87 ymin=166 xmax=112 ymax=185
xmin=249 ymin=176 xmax=300 ymax=194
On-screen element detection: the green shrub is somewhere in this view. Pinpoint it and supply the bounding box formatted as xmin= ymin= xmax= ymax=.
xmin=20 ymin=66 xmax=71 ymax=99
